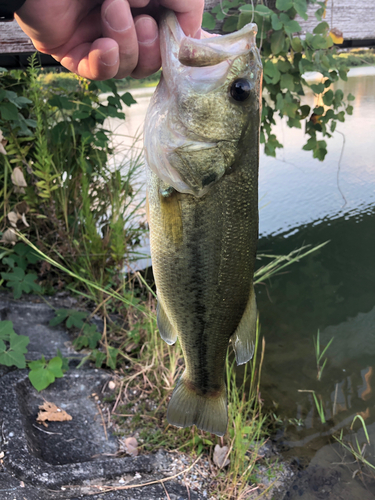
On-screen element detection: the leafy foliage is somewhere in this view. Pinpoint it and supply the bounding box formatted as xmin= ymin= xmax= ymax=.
xmin=0 ymin=243 xmax=41 ymax=298
xmin=0 ymin=319 xmax=68 ymax=390
xmin=0 ymin=55 xmax=145 ymax=295
xmin=0 ymin=320 xmax=29 ymax=368
xmin=49 ymin=308 xmax=89 ymax=329
xmin=203 ymin=0 xmax=354 ymax=160
xmin=1 ymin=267 xmax=41 ymax=299
xmin=28 ymin=355 xmax=66 ymax=392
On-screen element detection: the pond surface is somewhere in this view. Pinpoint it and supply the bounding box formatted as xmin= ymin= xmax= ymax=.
xmin=106 ymin=68 xmax=375 ymax=497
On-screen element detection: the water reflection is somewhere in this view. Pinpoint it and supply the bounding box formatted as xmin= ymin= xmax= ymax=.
xmin=104 ymin=70 xmax=375 ymax=490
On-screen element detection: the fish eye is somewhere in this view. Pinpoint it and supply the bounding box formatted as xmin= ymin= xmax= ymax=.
xmin=230 ymin=78 xmax=251 ymax=102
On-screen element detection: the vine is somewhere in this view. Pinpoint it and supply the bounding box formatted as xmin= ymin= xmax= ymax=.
xmin=203 ymin=0 xmax=354 ymax=160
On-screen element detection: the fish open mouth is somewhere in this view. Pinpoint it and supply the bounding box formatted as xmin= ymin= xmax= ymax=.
xmin=144 ymin=10 xmax=261 ymax=197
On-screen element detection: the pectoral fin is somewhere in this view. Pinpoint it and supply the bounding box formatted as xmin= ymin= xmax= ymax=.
xmin=157 ymin=301 xmax=178 ymax=345
xmin=231 ymin=287 xmax=257 ymax=365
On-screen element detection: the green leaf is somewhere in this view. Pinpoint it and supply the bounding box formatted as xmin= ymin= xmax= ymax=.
xmin=293 ymin=0 xmax=308 ymax=20
xmin=202 ymin=12 xmax=216 ymax=30
xmin=28 ymin=366 xmax=55 ymax=391
xmin=50 ymin=309 xmax=88 ymax=328
xmin=0 ymin=101 xmax=19 ymax=120
xmin=93 ymin=350 xmax=106 ymax=368
xmin=334 ymin=89 xmax=344 ymax=106
xmin=271 ymin=13 xmax=283 ymax=31
xmin=47 ymin=356 xmax=64 ymax=378
xmin=322 ymin=89 xmax=334 ymax=105
xmin=311 ymin=34 xmax=328 ymax=49
xmin=66 ymin=311 xmax=88 ymax=328
xmin=299 ymin=104 xmax=310 ymax=119
xmin=302 ymin=137 xmax=317 ymax=151
xmin=313 ymin=106 xmax=324 ymax=115
xmin=283 ymin=101 xmax=299 ymax=118
xmin=121 ymin=92 xmax=136 ymax=107
xmin=9 ymin=331 xmax=29 ymax=354
xmin=48 ymin=95 xmax=74 ymax=110
xmin=28 ymin=355 xmax=64 ymax=391
xmin=339 ymin=67 xmax=348 ymax=81
xmin=0 ymin=331 xmax=29 ymax=368
xmin=280 ymin=73 xmax=295 ymax=91
xmin=106 ymin=346 xmax=118 ymax=370
xmin=310 ymin=83 xmax=325 ymax=94
xmin=346 ymin=104 xmax=353 ymax=115
xmin=252 ymin=4 xmax=272 ymax=16
xmin=56 ymin=348 xmax=69 ymax=372
xmin=264 ymin=61 xmax=281 ymax=84
xmin=291 ymin=37 xmax=303 ymax=52
xmin=347 ymin=93 xmax=355 ymax=101
xmin=0 ymin=321 xmax=15 ymax=341
xmin=313 ymin=21 xmax=329 ymax=34
xmin=1 ymin=268 xmax=41 ymax=299
xmin=284 ymin=19 xmax=301 ymax=34
xmin=223 ymin=15 xmax=239 ymax=33
xmin=49 ymin=309 xmax=69 ymax=326
xmin=276 ymin=0 xmax=293 ymax=10
xmin=277 ymin=59 xmax=291 ymax=73
xmin=237 ymin=12 xmax=253 ymax=29
xmin=271 ymin=30 xmax=285 ymax=55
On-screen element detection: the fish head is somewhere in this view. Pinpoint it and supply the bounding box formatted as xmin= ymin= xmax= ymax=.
xmin=144 ymin=10 xmax=262 ymax=197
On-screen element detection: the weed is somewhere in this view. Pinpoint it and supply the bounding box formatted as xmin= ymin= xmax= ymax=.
xmin=298 ymin=389 xmax=326 ymax=424
xmin=313 ymin=329 xmax=334 ymax=380
xmin=0 ymin=56 xmax=145 ymax=296
xmin=334 ymin=414 xmax=375 ymax=476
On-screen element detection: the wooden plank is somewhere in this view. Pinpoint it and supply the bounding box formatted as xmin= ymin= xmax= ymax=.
xmin=0 ymin=20 xmax=33 ymax=53
xmin=204 ymin=0 xmax=375 ymax=41
xmin=0 ymin=1 xmax=374 ymax=56
xmin=297 ymin=0 xmax=375 ymax=41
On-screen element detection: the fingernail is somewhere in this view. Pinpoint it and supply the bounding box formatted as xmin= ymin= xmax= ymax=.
xmin=100 ymin=46 xmax=119 ymax=66
xmin=194 ymin=28 xmax=202 ymax=39
xmin=104 ymin=0 xmax=132 ymax=32
xmin=134 ymin=17 xmax=158 ymax=45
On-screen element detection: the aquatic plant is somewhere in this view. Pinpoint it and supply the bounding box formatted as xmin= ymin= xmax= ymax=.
xmin=313 ymin=329 xmax=334 ymax=380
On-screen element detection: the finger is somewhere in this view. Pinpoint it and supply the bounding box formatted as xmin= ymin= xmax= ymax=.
xmin=101 ymin=0 xmax=139 ymax=79
xmin=15 ymin=0 xmax=102 ymax=52
xmin=160 ymin=0 xmax=204 ymax=38
xmin=59 ymin=38 xmax=120 ymax=80
xmin=131 ymin=15 xmax=161 ymax=79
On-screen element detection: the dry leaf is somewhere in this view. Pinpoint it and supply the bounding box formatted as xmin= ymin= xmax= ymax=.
xmin=14 ymin=201 xmax=29 ymax=214
xmin=330 ymin=28 xmax=344 ymax=44
xmin=7 ymin=211 xmax=19 ymax=228
xmin=124 ymin=437 xmax=138 ymax=457
xmin=213 ymin=444 xmax=230 ymax=468
xmin=7 ymin=209 xmax=29 ymax=228
xmin=36 ymin=401 xmax=72 ymax=425
xmin=0 ymin=130 xmax=6 ymax=155
xmin=0 ymin=228 xmax=18 ymax=245
xmin=11 ymin=167 xmax=27 ymax=194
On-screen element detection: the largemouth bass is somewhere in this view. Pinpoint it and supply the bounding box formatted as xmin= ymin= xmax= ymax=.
xmin=144 ymin=10 xmax=262 ymax=436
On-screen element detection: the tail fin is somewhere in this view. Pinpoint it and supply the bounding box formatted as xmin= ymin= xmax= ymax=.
xmin=167 ymin=372 xmax=228 ymax=436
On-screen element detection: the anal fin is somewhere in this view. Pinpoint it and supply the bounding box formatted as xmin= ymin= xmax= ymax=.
xmin=231 ymin=286 xmax=257 ymax=365
xmin=157 ymin=301 xmax=178 ymax=345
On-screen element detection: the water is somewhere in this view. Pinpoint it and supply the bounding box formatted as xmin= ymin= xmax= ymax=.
xmin=106 ymin=69 xmax=375 ymax=497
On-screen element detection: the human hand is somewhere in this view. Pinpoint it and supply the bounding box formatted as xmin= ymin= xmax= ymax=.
xmin=15 ymin=0 xmax=204 ymax=80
